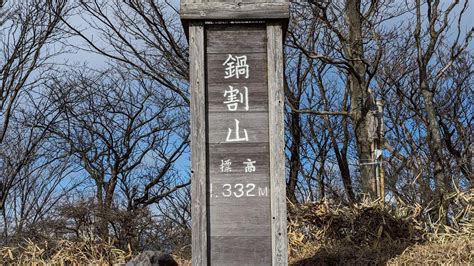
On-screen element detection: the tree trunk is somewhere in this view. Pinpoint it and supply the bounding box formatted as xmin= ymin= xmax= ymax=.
xmin=323 ymin=112 xmax=356 ymax=202
xmin=95 ymin=179 xmax=109 ymax=239
xmin=421 ymin=83 xmax=447 ymax=193
xmin=345 ymin=0 xmax=376 ymax=197
xmin=287 ymin=109 xmax=301 ymax=204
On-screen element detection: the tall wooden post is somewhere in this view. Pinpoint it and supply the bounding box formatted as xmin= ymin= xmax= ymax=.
xmin=181 ymin=1 xmax=289 ymax=265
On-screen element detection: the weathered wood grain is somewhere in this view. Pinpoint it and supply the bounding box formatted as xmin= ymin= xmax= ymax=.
xmin=183 ymin=3 xmax=289 ymax=261
xmin=210 ymin=236 xmax=272 ymax=265
xmin=209 ymin=194 xmax=271 ymax=236
xmin=206 ymin=25 xmax=267 ymax=54
xmin=207 ymin=53 xmax=267 ymax=84
xmin=206 ymin=112 xmax=269 ymax=143
xmin=207 ymin=143 xmax=270 ymax=174
xmin=207 ymin=85 xmax=269 ymax=112
xmin=206 ymin=23 xmax=272 ymax=265
xmin=189 ymin=21 xmax=208 ymax=266
xmin=180 ymin=2 xmax=289 ymax=20
xmin=205 ymin=27 xmax=268 ymax=114
xmin=267 ymin=21 xmax=288 ymax=266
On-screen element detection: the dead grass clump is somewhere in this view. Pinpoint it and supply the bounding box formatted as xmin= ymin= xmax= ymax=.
xmin=387 ymin=238 xmax=473 ymax=265
xmin=173 ymin=256 xmax=191 ymax=266
xmin=289 ymin=190 xmax=473 ymax=265
xmin=0 ymin=238 xmax=131 ymax=265
xmin=288 ymin=199 xmax=421 ymax=264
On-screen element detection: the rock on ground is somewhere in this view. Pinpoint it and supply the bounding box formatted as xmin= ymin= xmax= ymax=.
xmin=126 ymin=251 xmax=178 ymax=266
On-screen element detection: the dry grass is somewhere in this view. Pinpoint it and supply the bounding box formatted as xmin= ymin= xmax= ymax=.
xmin=288 ymin=199 xmax=421 ymax=265
xmin=173 ymin=256 xmax=192 ymax=266
xmin=2 ymin=191 xmax=471 ymax=265
xmin=289 ymin=190 xmax=473 ymax=265
xmin=387 ymin=238 xmax=473 ymax=265
xmin=0 ymin=238 xmax=131 ymax=265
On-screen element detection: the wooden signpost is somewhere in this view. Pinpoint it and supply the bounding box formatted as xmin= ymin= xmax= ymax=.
xmin=181 ymin=1 xmax=289 ymax=265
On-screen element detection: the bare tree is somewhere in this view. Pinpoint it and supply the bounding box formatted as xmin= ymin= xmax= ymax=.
xmin=287 ymin=0 xmax=400 ymax=197
xmin=286 ymin=1 xmax=400 ymax=199
xmin=370 ymin=0 xmax=473 ymax=218
xmin=59 ymin=0 xmax=189 ymax=104
xmin=0 ymin=0 xmax=70 ymax=212
xmin=0 ymin=91 xmax=80 ymax=241
xmin=45 ymin=68 xmax=188 ymax=242
xmin=0 ymin=0 xmax=68 ymax=143
xmin=413 ymin=0 xmax=472 ymax=199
